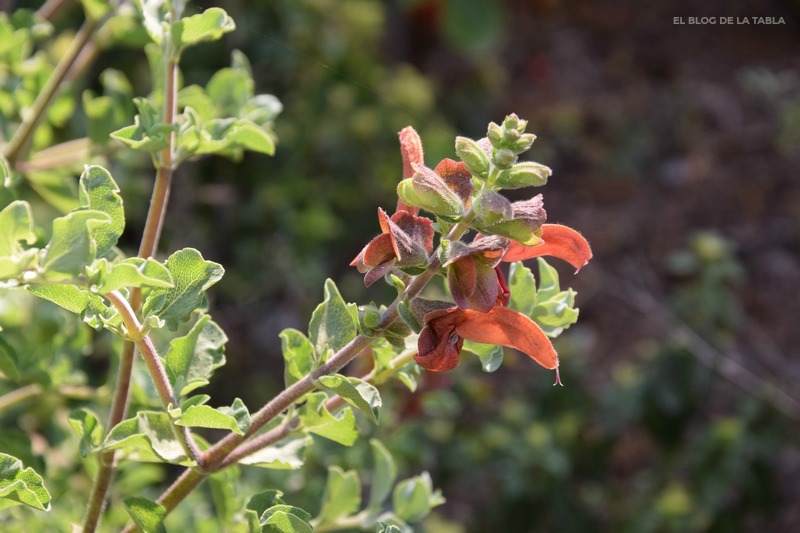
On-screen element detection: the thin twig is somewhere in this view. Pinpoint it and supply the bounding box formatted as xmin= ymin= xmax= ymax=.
xmin=103 ymin=290 xmax=204 ymax=464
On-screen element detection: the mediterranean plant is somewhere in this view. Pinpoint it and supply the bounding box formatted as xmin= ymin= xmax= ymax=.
xmin=0 ymin=1 xmax=590 ymax=531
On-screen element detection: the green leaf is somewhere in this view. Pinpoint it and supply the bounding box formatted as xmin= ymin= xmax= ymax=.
xmin=508 ymin=261 xmax=537 ymax=316
xmin=172 ymin=7 xmax=235 ymax=52
xmin=533 ymin=289 xmax=579 ymax=337
xmin=246 ymin=490 xmax=285 ymax=532
xmin=0 ymin=336 xmax=20 ymax=382
xmin=368 ymin=440 xmax=397 ymax=510
xmin=42 ymin=209 xmax=111 ymax=279
xmin=0 ymin=200 xmax=35 ymax=259
xmin=239 ymin=437 xmax=308 ymax=470
xmin=0 ymin=453 xmax=51 ymax=511
xmin=111 ymin=98 xmax=174 ymax=153
xmin=376 ymin=522 xmax=404 ymax=533
xmin=68 ymin=408 xmax=104 ymax=457
xmin=463 ymin=340 xmax=504 ymax=373
xmin=91 ymin=257 xmax=174 ymax=293
xmin=27 ymin=284 xmax=108 ymax=327
xmin=207 ymin=64 xmax=253 ymax=116
xmin=137 ymin=0 xmax=167 ymax=44
xmin=78 ymin=165 xmax=125 ymax=257
xmin=308 ymin=279 xmax=357 ymax=358
xmin=317 ymin=374 xmax=382 ymax=424
xmin=143 ymin=248 xmax=224 ymax=330
xmin=535 ymin=257 xmax=560 ymax=301
xmin=102 ymin=411 xmax=191 ymax=465
xmin=316 ymin=466 xmax=361 ymax=524
xmin=176 ymin=398 xmax=250 ymax=435
xmin=280 ymin=328 xmax=315 ymax=387
xmin=392 ymin=472 xmax=444 ymax=523
xmin=260 ymin=505 xmax=313 ymax=533
xmin=299 ymin=392 xmax=358 ymax=446
xmin=227 ymin=120 xmax=275 ymax=155
xmin=123 ymin=496 xmax=166 ymax=533
xmin=80 ymin=0 xmax=111 ymax=24
xmin=209 ymin=467 xmax=240 ymax=527
xmin=164 ymin=314 xmax=227 ymax=396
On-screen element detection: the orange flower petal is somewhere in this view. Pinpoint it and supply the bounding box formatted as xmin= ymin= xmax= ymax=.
xmin=503 ymin=224 xmax=592 ymax=273
xmin=452 ymin=307 xmax=558 ymax=369
xmin=397 ymin=127 xmax=424 ymax=214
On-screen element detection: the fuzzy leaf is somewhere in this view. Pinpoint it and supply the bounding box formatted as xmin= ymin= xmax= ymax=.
xmin=68 ymin=408 xmax=104 ymax=457
xmin=123 ymin=496 xmax=166 ymax=533
xmin=317 ymin=466 xmax=361 ymax=524
xmin=508 ymin=261 xmax=537 ymax=316
xmin=0 ymin=453 xmax=51 ymax=511
xmin=463 ymin=340 xmax=504 ymax=372
xmin=27 ymin=284 xmax=107 ymax=324
xmin=535 ymin=257 xmax=560 ymax=301
xmin=176 ymin=399 xmax=250 ymax=435
xmin=299 ymin=392 xmax=358 ymax=446
xmin=392 ymin=472 xmax=444 ymax=523
xmin=308 ymin=279 xmax=357 ymax=357
xmin=91 ymin=257 xmax=173 ymax=293
xmin=78 ymin=165 xmax=124 ymax=257
xmin=172 ymin=7 xmax=235 ymax=51
xmin=280 ymin=328 xmax=315 ymax=387
xmin=143 ymin=248 xmax=224 ymax=330
xmin=42 ymin=210 xmax=111 ymax=279
xmin=260 ymin=505 xmax=313 ymax=532
xmin=0 ymin=200 xmax=35 ymax=264
xmin=164 ymin=314 xmax=227 ymax=396
xmin=246 ymin=490 xmax=285 ymax=531
xmin=102 ymin=411 xmax=191 ymax=465
xmin=317 ymin=374 xmax=381 ymax=424
xmin=239 ymin=437 xmax=308 ymax=470
xmin=368 ymin=440 xmax=398 ymax=510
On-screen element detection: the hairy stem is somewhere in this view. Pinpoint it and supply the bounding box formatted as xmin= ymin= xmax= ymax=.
xmin=133 ymin=213 xmax=475 ymax=524
xmin=82 ymin=42 xmax=181 ymax=533
xmin=104 ymin=291 xmax=203 ymax=464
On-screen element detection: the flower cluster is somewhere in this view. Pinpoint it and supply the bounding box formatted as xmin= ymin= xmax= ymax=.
xmin=351 ymin=115 xmax=592 ymax=380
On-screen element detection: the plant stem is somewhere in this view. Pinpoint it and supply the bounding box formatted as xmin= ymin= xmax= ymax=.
xmin=82 ymin=41 xmax=181 ymax=533
xmin=0 ymin=383 xmax=42 ymax=413
xmin=104 ymin=290 xmax=203 ymax=465
xmin=3 ymin=16 xmax=101 ymax=168
xmin=132 ymin=213 xmax=476 ymax=524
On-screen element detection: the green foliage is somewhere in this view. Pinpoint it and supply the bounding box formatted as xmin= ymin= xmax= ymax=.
xmin=176 ymin=398 xmax=251 ymax=435
xmin=164 ymin=314 xmax=227 ymax=396
xmin=317 ymin=374 xmax=382 ymax=423
xmin=308 ymin=279 xmax=358 ymax=358
xmin=0 ymin=453 xmax=51 ymax=512
xmin=508 ymin=259 xmax=580 ymax=337
xmin=123 ymin=496 xmax=166 ymax=533
xmin=299 ymin=393 xmax=358 ymax=446
xmin=316 ymin=465 xmax=361 ymax=523
xmin=392 ymin=472 xmax=445 ymax=523
xmin=102 ymin=411 xmax=192 ymax=465
xmin=142 ymin=248 xmax=224 ymax=330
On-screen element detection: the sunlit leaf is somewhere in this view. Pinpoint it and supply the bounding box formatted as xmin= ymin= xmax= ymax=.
xmin=68 ymin=408 xmax=104 ymax=457
xmin=102 ymin=411 xmax=191 ymax=465
xmin=392 ymin=472 xmax=444 ymax=523
xmin=78 ymin=165 xmax=124 ymax=257
xmin=280 ymin=328 xmax=315 ymax=387
xmin=164 ymin=314 xmax=227 ymax=396
xmin=309 ymin=279 xmax=357 ymax=358
xmin=172 ymin=8 xmax=235 ymax=52
xmin=176 ymin=398 xmax=250 ymax=435
xmin=238 ymin=437 xmax=308 ymax=470
xmin=317 ymin=374 xmax=382 ymax=423
xmin=123 ymin=496 xmax=166 ymax=533
xmin=142 ymin=248 xmax=224 ymax=330
xmin=299 ymin=392 xmax=358 ymax=446
xmin=316 ymin=466 xmax=361 ymax=524
xmin=0 ymin=453 xmax=51 ymax=511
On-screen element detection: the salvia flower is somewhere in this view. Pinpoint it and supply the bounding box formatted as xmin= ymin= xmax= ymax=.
xmin=350 ymin=208 xmax=434 ymax=286
xmin=503 ymin=223 xmax=593 ymax=273
xmin=415 ymin=306 xmax=558 ymax=373
xmin=443 ymin=235 xmax=509 ymax=313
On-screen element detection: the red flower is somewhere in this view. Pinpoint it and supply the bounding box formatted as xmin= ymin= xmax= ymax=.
xmin=443 ymin=235 xmax=508 ymax=313
xmin=415 ymin=306 xmax=558 ymax=373
xmin=502 ymin=223 xmax=592 ymax=273
xmin=350 ymin=208 xmax=434 ymax=286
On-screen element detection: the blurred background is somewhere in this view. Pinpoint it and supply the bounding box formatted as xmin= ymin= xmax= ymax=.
xmin=5 ymin=0 xmax=800 ymax=530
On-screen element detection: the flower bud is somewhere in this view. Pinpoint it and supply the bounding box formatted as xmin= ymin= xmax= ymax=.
xmin=487 ymin=121 xmax=503 ymax=147
xmin=502 ymin=113 xmax=523 ymax=132
xmin=397 ymin=164 xmax=464 ymax=219
xmin=455 ymin=136 xmax=490 ymax=179
xmin=492 ymin=148 xmax=517 ymax=169
xmin=494 ymin=162 xmax=551 ymax=189
xmin=473 ymin=189 xmax=512 ymax=226
xmin=511 ymin=133 xmax=536 ymax=154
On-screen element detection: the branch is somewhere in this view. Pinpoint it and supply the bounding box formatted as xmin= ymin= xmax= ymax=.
xmin=3 ymin=16 xmax=102 ymax=167
xmin=103 ymin=290 xmax=203 ymax=464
